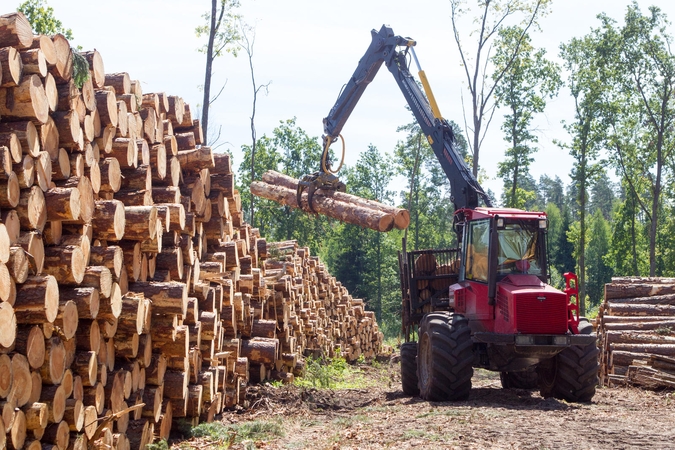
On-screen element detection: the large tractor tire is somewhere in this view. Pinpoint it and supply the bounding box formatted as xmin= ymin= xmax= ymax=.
xmin=417 ymin=312 xmax=474 ymax=401
xmin=400 ymin=342 xmax=419 ymax=396
xmin=500 ymin=367 xmax=539 ymax=389
xmin=539 ymin=318 xmax=599 ymax=402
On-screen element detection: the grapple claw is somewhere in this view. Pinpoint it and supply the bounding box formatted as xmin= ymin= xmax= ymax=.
xmin=295 ymin=170 xmax=346 ymax=213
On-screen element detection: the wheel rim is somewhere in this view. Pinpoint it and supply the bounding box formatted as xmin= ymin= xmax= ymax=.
xmin=538 ymin=359 xmax=557 ymax=392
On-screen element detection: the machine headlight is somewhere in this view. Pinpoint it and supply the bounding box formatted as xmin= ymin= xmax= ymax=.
xmin=515 ymin=335 xmax=534 ymax=345
xmin=553 ymin=336 xmax=569 ymax=345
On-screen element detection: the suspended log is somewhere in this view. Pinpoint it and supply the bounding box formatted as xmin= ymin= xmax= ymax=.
xmin=251 ymin=181 xmax=395 ymax=232
xmin=263 ymin=170 xmax=410 ymax=230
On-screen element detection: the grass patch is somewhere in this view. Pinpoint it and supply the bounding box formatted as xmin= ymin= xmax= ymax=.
xmin=189 ymin=418 xmax=285 ymax=448
xmin=402 ymin=429 xmax=427 ymax=439
xmin=332 ymin=416 xmax=354 ymax=427
xmin=415 ymin=409 xmax=464 ymax=419
xmin=146 ymin=440 xmax=169 ymax=450
xmin=294 ymin=356 xmax=378 ymax=389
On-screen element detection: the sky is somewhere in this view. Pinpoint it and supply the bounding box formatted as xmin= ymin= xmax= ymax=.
xmin=28 ymin=0 xmax=675 ymax=202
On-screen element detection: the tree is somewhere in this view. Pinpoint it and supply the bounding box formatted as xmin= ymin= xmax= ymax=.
xmin=599 ymin=3 xmax=675 ymax=276
xmin=18 ymin=0 xmax=89 ymax=88
xmin=325 ymin=145 xmax=396 ymax=322
xmin=559 ymin=33 xmax=607 ymax=315
xmin=450 ymin=0 xmax=550 ymax=177
xmin=238 ymin=21 xmax=271 ymax=228
xmin=394 ymin=118 xmax=466 ymax=249
xmin=238 ymin=118 xmax=330 ymax=251
xmin=17 ymin=0 xmax=73 ymax=38
xmin=589 ymin=171 xmax=616 ymax=221
xmin=195 ymin=0 xmax=241 ymax=145
xmin=237 ymin=135 xmax=281 ymax=237
xmin=536 ymin=175 xmax=565 ymax=212
xmin=607 ymin=183 xmax=647 ymax=276
xmin=585 ymin=209 xmax=613 ymax=307
xmin=492 ymin=26 xmax=561 ymax=208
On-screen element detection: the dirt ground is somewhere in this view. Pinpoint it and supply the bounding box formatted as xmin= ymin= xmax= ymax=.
xmin=177 ymin=357 xmax=675 ymax=450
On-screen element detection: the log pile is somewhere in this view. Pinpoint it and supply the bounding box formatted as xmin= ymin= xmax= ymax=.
xmin=250 ymin=170 xmax=410 ymax=232
xmin=597 ymin=277 xmax=675 ymax=389
xmin=0 ymin=11 xmax=384 ymax=450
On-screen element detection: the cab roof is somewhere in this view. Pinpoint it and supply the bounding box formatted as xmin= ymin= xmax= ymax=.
xmin=456 ymin=207 xmax=547 ymax=221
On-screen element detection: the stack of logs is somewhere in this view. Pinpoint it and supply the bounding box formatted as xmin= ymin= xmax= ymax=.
xmin=597 ymin=277 xmax=675 ymax=389
xmin=0 ymin=11 xmax=383 ymax=450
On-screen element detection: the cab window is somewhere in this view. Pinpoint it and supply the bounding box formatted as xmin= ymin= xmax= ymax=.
xmin=497 ymin=222 xmax=543 ymax=276
xmin=464 ymin=219 xmax=489 ymax=282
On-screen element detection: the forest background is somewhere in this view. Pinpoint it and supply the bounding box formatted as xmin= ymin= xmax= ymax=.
xmin=18 ymin=0 xmax=675 ymax=338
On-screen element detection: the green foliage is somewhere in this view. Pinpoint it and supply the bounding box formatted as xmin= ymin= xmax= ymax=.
xmin=294 ymin=355 xmax=384 ymax=390
xmin=607 ymin=186 xmax=647 ymax=276
xmin=585 ymin=302 xmax=600 ymax=320
xmin=195 ymin=0 xmax=242 ymax=58
xmin=559 ymin=25 xmax=610 ymax=314
xmin=589 ymin=172 xmax=616 ymax=221
xmin=190 ymin=419 xmax=284 ymax=447
xmin=394 ymin=119 xmax=459 ymax=250
xmin=145 ymin=440 xmax=169 ymax=450
xmin=450 ymin=0 xmax=552 ymax=176
xmin=492 ymin=26 xmax=561 ymax=208
xmin=655 ymin=326 xmax=673 ymax=336
xmin=586 ymin=209 xmax=613 ymax=306
xmin=237 ymin=118 xmax=331 ymax=251
xmin=18 ymin=0 xmax=73 ymax=39
xmin=536 ymin=175 xmax=566 ymax=212
xmin=596 ymin=3 xmax=675 ymax=276
xmin=71 ymin=51 xmax=90 ymax=89
xmin=295 ymin=356 xmax=350 ymax=389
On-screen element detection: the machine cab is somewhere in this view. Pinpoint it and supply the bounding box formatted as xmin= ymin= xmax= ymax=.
xmin=454 ymin=208 xmax=558 ymax=331
xmin=458 ymin=207 xmax=549 ymax=286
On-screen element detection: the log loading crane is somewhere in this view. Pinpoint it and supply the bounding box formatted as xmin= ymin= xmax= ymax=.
xmin=299 ymin=25 xmax=599 ymax=402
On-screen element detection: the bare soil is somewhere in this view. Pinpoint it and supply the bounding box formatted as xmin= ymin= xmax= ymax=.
xmin=176 ymin=357 xmax=675 ymax=450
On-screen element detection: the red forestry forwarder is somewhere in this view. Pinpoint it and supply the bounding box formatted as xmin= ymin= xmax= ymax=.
xmin=299 ymin=25 xmax=599 ymax=402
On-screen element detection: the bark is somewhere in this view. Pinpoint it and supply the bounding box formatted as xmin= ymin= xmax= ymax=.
xmin=251 ymin=181 xmax=395 ymax=232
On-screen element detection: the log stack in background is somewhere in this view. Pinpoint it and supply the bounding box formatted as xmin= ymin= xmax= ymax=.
xmin=597 ymin=277 xmax=675 ymax=389
xmin=0 ymin=11 xmax=383 ymax=450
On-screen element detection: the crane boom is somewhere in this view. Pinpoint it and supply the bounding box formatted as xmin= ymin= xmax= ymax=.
xmin=321 ymin=24 xmax=491 ymax=211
